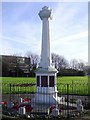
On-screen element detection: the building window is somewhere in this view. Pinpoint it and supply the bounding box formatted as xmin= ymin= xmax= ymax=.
xmin=41 ymin=76 xmax=48 ymax=87
xmin=37 ymin=76 xmax=40 ymax=86
xmin=49 ymin=76 xmax=54 ymax=87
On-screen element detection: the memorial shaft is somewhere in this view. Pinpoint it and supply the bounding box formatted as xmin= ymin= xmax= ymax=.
xmin=39 ymin=6 xmax=51 ymax=68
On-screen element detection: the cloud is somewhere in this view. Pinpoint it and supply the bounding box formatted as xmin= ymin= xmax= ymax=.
xmin=2 ymin=2 xmax=88 ymax=62
xmin=1 ymin=34 xmax=41 ymax=55
xmin=52 ymin=31 xmax=88 ymax=43
xmin=49 ymin=2 xmax=88 ymax=62
xmin=50 ymin=2 xmax=88 ymax=39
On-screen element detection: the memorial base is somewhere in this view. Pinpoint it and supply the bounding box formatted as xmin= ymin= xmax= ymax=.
xmin=31 ymin=92 xmax=64 ymax=106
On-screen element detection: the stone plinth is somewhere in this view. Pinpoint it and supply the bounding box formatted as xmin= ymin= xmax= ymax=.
xmin=31 ymin=67 xmax=59 ymax=105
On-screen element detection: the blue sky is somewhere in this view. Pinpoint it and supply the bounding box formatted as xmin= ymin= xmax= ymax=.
xmin=1 ymin=2 xmax=88 ymax=63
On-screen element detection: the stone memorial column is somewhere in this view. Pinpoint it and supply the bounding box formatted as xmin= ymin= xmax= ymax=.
xmin=31 ymin=6 xmax=62 ymax=106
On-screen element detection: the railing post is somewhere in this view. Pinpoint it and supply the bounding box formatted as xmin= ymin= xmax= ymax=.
xmin=67 ymin=84 xmax=69 ymax=119
xmin=10 ymin=84 xmax=11 ymax=101
xmin=10 ymin=84 xmax=11 ymax=93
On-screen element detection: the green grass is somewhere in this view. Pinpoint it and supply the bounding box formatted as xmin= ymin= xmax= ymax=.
xmin=1 ymin=77 xmax=36 ymax=94
xmin=1 ymin=76 xmax=89 ymax=95
xmin=2 ymin=77 xmax=35 ymax=84
xmin=57 ymin=76 xmax=88 ymax=84
xmin=57 ymin=76 xmax=89 ymax=95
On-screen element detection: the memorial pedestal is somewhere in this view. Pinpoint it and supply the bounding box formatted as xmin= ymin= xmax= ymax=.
xmin=31 ymin=67 xmax=63 ymax=105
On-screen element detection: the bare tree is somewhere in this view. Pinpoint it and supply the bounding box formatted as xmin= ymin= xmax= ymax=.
xmin=51 ymin=53 xmax=68 ymax=71
xmin=26 ymin=51 xmax=40 ymax=70
xmin=70 ymin=59 xmax=79 ymax=70
xmin=78 ymin=62 xmax=85 ymax=71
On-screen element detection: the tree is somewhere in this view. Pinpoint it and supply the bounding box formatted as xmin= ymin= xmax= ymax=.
xmin=25 ymin=52 xmax=40 ymax=76
xmin=78 ymin=61 xmax=85 ymax=71
xmin=51 ymin=53 xmax=58 ymax=69
xmin=86 ymin=65 xmax=90 ymax=75
xmin=70 ymin=59 xmax=79 ymax=70
xmin=51 ymin=53 xmax=68 ymax=71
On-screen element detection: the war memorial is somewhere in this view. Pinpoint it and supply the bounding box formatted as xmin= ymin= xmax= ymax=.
xmin=1 ymin=6 xmax=90 ymax=120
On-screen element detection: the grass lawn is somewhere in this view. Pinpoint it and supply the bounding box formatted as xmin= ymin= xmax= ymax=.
xmin=2 ymin=77 xmax=36 ymax=94
xmin=57 ymin=76 xmax=89 ymax=95
xmin=1 ymin=76 xmax=89 ymax=95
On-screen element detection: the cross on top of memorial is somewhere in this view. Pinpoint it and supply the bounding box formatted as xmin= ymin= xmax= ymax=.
xmin=39 ymin=6 xmax=52 ymax=20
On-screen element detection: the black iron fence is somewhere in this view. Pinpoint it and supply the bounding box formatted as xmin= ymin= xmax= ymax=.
xmin=2 ymin=82 xmax=90 ymax=95
xmin=2 ymin=82 xmax=90 ymax=119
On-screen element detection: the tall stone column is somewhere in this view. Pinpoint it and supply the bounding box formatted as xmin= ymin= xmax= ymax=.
xmin=39 ymin=6 xmax=51 ymax=68
xmin=31 ymin=6 xmax=62 ymax=107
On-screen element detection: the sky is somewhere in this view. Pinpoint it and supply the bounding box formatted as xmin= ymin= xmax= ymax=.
xmin=1 ymin=2 xmax=88 ymax=63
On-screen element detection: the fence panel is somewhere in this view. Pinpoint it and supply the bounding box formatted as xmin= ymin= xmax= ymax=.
xmin=2 ymin=82 xmax=90 ymax=119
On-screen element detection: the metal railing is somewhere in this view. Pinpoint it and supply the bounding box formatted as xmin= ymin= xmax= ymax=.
xmin=2 ymin=82 xmax=90 ymax=119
